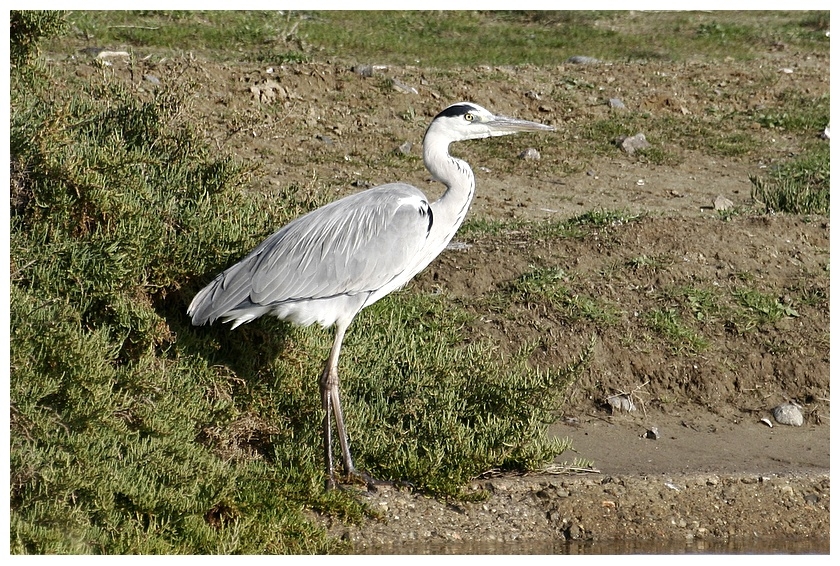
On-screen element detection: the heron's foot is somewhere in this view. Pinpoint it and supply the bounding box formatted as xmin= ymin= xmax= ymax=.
xmin=345 ymin=469 xmax=415 ymax=493
xmin=325 ymin=468 xmax=414 ymax=492
xmin=323 ymin=469 xmax=371 ymax=491
xmin=345 ymin=468 xmax=378 ymax=487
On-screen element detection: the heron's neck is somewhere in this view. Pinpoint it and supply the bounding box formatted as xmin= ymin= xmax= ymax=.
xmin=424 ymin=140 xmax=476 ymax=240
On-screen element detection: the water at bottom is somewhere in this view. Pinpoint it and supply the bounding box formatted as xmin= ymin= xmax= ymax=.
xmin=354 ymin=536 xmax=828 ymax=555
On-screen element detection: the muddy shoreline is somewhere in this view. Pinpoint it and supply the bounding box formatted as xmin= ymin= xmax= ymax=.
xmin=332 ymin=470 xmax=829 ymax=554
xmin=321 ymin=410 xmax=829 ymax=554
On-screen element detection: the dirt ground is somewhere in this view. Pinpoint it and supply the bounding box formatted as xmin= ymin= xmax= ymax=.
xmin=60 ymin=40 xmax=830 ymax=553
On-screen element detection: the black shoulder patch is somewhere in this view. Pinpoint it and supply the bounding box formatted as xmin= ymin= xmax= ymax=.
xmin=435 ymin=103 xmax=477 ymax=120
xmin=418 ymin=201 xmax=434 ymax=234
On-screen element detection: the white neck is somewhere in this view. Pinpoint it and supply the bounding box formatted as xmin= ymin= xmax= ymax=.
xmin=424 ymin=140 xmax=476 ymax=251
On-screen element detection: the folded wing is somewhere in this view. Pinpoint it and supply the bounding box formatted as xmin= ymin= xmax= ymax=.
xmin=188 ymin=183 xmax=433 ymax=328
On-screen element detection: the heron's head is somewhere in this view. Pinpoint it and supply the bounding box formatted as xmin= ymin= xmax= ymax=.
xmin=424 ymin=102 xmax=554 ymax=144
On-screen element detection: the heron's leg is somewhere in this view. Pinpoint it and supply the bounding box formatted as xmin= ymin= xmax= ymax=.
xmin=320 ymin=321 xmax=358 ymax=488
xmin=320 ymin=321 xmax=380 ymax=489
xmin=329 ymin=376 xmax=355 ymax=475
xmin=319 ymin=362 xmax=337 ymax=490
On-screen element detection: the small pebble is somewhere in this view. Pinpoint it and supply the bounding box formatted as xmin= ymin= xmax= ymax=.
xmin=95 ymin=50 xmax=130 ymax=59
xmin=352 ymin=64 xmax=374 ymax=77
xmin=567 ymin=55 xmax=600 ymax=65
xmin=772 ymin=403 xmax=804 ymax=426
xmin=615 ymin=133 xmax=650 ymax=155
xmin=445 ymin=241 xmax=472 ymax=252
xmin=714 ymin=195 xmax=734 ymax=211
xmin=391 ymin=78 xmax=418 ymax=94
xmin=79 ymin=47 xmax=104 ymax=57
xmin=606 ymin=393 xmax=636 ymax=412
xmin=804 ymin=493 xmax=821 ymax=504
xmin=519 ymin=148 xmax=541 ymax=160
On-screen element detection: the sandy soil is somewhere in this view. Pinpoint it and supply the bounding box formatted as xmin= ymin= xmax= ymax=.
xmin=60 ymin=40 xmax=830 ymax=553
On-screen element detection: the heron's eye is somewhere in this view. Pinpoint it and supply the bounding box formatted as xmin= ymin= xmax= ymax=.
xmin=464 ymin=113 xmax=475 ymax=122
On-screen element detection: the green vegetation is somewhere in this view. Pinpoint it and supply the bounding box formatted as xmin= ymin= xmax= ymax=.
xmin=44 ymin=10 xmax=830 ymax=176
xmin=460 ymin=209 xmax=643 ymax=242
xmin=508 ymin=266 xmax=621 ymax=325
xmin=46 ymin=10 xmax=829 ymax=66
xmin=753 ymin=91 xmax=830 ymax=133
xmin=10 ymin=27 xmax=336 ymax=551
xmin=750 ymin=144 xmax=830 ymax=214
xmin=567 ymin=209 xmax=645 ymax=228
xmin=296 ymin=11 xmax=828 ymax=66
xmin=643 ymin=281 xmax=804 ymax=353
xmin=541 ymin=209 xmax=645 ymax=241
xmin=56 ymin=11 xmax=308 ymax=62
xmin=747 ymin=88 xmax=829 ymax=214
xmin=10 ymin=10 xmax=68 ymax=67
xmin=346 ymin=296 xmax=588 ymax=496
xmin=11 ymin=11 xmax=587 ymax=554
xmin=643 ymin=308 xmax=709 ymax=355
xmin=664 ymin=286 xmax=722 ymax=323
xmin=731 ymin=288 xmax=800 ymax=331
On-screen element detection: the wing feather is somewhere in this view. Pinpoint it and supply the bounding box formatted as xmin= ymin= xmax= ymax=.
xmin=188 ymin=183 xmax=432 ymax=326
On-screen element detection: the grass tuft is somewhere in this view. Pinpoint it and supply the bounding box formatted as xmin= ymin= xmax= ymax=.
xmin=507 ymin=266 xmax=621 ymax=325
xmin=643 ymin=308 xmax=709 ymax=355
xmin=730 ymin=288 xmax=799 ymax=331
xmin=750 ymin=143 xmax=829 ymax=215
xmin=345 ymin=295 xmax=592 ymax=496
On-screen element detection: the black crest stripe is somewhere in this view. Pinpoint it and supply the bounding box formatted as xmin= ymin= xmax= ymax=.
xmin=435 ymin=103 xmax=477 ymax=119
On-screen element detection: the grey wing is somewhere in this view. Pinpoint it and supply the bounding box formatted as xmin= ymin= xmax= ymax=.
xmin=188 ymin=183 xmax=432 ymax=326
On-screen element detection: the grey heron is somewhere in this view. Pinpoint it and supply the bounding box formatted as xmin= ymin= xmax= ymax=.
xmin=188 ymin=102 xmax=554 ymax=488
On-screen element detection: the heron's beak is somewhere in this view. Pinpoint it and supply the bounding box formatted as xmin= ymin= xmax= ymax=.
xmin=486 ymin=115 xmax=555 ymax=137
